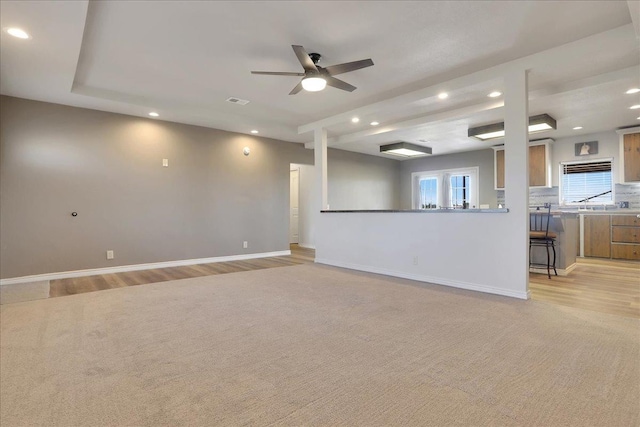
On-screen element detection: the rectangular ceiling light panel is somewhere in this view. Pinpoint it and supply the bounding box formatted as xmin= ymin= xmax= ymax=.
xmin=468 ymin=114 xmax=556 ymax=140
xmin=380 ymin=142 xmax=432 ymax=157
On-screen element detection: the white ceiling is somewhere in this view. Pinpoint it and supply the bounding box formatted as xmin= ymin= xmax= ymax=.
xmin=1 ymin=1 xmax=639 ymax=159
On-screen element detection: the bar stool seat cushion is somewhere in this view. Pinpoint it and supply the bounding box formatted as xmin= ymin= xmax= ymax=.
xmin=530 ymin=230 xmax=557 ymax=239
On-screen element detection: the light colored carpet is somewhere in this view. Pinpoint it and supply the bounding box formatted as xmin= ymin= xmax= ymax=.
xmin=0 ymin=280 xmax=49 ymax=305
xmin=1 ymin=264 xmax=638 ymax=426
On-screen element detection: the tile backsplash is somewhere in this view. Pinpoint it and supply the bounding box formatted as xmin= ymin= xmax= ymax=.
xmin=497 ymin=183 xmax=640 ymax=209
xmin=616 ymin=183 xmax=640 ymax=209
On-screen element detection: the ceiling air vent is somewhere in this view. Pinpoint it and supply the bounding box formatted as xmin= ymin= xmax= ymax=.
xmin=226 ymin=97 xmax=250 ymax=105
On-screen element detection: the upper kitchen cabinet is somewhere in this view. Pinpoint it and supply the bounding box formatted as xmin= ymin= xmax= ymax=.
xmin=617 ymin=128 xmax=640 ymax=183
xmin=493 ymin=139 xmax=552 ymax=190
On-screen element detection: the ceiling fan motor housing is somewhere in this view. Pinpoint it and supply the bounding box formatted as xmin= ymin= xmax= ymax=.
xmin=309 ymin=53 xmax=322 ymax=64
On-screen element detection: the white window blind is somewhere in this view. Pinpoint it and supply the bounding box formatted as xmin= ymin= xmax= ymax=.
xmin=560 ymin=160 xmax=612 ymax=204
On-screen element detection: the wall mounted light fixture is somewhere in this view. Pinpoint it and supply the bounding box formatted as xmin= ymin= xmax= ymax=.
xmin=380 ymin=142 xmax=432 ymax=157
xmin=468 ymin=114 xmax=556 ymax=141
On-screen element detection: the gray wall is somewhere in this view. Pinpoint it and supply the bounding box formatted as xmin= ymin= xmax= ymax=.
xmin=328 ymin=149 xmax=401 ymax=210
xmin=0 ymin=96 xmax=400 ymax=278
xmin=549 ymin=130 xmax=620 ymax=186
xmin=399 ymin=149 xmax=497 ymax=209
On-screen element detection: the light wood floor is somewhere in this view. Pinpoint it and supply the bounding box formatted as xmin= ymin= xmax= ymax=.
xmin=46 ymin=246 xmax=640 ymax=319
xmin=529 ymin=258 xmax=639 ymax=319
xmin=49 ymin=244 xmax=315 ymax=298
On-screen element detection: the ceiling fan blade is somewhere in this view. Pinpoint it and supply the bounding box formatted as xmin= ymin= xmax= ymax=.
xmin=325 ymin=76 xmax=356 ymax=92
xmin=289 ymin=81 xmax=304 ymax=95
xmin=324 ymin=59 xmax=374 ymax=76
xmin=292 ymin=45 xmax=318 ymax=73
xmin=251 ymin=71 xmax=305 ymax=76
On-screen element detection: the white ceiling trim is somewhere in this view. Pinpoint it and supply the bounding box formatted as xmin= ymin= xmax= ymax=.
xmin=315 ymin=64 xmax=640 ymax=149
xmin=327 ymin=100 xmax=503 ymax=147
xmin=298 ymin=24 xmax=636 ymax=135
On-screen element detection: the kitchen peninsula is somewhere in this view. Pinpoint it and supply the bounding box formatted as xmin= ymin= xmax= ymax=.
xmin=529 ymin=210 xmax=579 ymax=276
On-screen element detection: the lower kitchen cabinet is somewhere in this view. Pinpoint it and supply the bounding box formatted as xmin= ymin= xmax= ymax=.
xmin=611 ymin=215 xmax=640 ymax=260
xmin=611 ymin=244 xmax=640 ymax=260
xmin=583 ymin=214 xmax=640 ymax=261
xmin=583 ymin=215 xmax=611 ymax=258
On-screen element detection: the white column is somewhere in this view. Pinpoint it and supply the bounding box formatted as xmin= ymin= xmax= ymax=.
xmin=314 ymin=127 xmax=328 ymax=211
xmin=504 ymin=69 xmax=529 ymax=296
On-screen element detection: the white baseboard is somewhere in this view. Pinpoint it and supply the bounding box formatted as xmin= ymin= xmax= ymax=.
xmin=0 ymin=250 xmax=291 ymax=286
xmin=315 ymin=258 xmax=530 ymax=300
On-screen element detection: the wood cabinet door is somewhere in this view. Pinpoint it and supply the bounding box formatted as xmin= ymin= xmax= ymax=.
xmin=611 ymin=244 xmax=640 ymax=260
xmin=529 ymin=144 xmax=546 ymax=187
xmin=584 ymin=215 xmax=611 ymax=258
xmin=612 ymin=227 xmax=640 ymax=243
xmin=612 ymin=215 xmax=640 ymax=227
xmin=623 ymin=133 xmax=640 ymax=182
xmin=495 ymin=149 xmax=505 ymax=189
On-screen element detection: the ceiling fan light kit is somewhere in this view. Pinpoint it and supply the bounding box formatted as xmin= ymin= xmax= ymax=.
xmin=251 ymin=45 xmax=373 ymax=94
xmin=468 ymin=113 xmax=556 ymax=141
xmin=301 ymin=76 xmax=326 ymax=92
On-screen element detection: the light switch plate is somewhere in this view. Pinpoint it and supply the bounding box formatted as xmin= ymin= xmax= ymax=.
xmin=162 ymin=159 xmax=169 ymax=167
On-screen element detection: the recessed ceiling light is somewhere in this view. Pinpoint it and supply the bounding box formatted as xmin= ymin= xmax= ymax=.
xmin=6 ymin=28 xmax=30 ymax=39
xmin=370 ymin=121 xmax=379 ymax=126
xmin=148 ymin=112 xmax=159 ymax=117
xmin=488 ymin=91 xmax=502 ymax=98
xmin=631 ymin=105 xmax=640 ymax=110
xmin=250 ymin=130 xmax=259 ymax=134
xmin=626 ymin=88 xmax=640 ymax=94
xmin=438 ymin=92 xmax=448 ymax=99
xmin=351 ymin=117 xmax=360 ymax=123
xmin=573 ymin=126 xmax=583 ymax=130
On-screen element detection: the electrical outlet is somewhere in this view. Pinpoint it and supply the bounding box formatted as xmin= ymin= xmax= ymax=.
xmin=413 ymin=256 xmax=418 ymax=265
xmin=106 ymin=250 xmax=114 ymax=260
xmin=243 ymin=241 xmax=248 ymax=249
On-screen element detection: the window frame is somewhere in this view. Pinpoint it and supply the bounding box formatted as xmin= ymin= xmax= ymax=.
xmin=411 ymin=166 xmax=479 ymax=209
xmin=558 ymin=158 xmax=615 ymax=206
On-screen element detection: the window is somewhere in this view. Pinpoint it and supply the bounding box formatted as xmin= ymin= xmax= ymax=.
xmin=412 ymin=167 xmax=479 ymax=209
xmin=559 ymin=159 xmax=613 ymax=205
xmin=449 ymin=174 xmax=471 ymax=209
xmin=417 ymin=175 xmax=438 ymax=209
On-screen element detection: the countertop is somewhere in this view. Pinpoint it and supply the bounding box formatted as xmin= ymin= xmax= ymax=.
xmin=319 ymin=208 xmax=639 ymax=215
xmin=567 ymin=209 xmax=640 ymax=215
xmin=321 ymin=208 xmax=509 ymax=213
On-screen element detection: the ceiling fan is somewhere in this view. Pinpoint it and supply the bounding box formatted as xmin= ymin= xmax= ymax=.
xmin=251 ymin=45 xmax=374 ymax=95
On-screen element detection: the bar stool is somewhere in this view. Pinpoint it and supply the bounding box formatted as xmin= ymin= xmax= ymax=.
xmin=529 ymin=206 xmax=557 ymax=279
